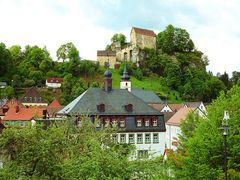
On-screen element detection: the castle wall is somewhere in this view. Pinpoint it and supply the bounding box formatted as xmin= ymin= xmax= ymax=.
xmin=97 ymin=56 xmax=116 ymax=69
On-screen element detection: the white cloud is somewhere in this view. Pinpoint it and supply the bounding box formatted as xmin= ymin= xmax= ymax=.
xmin=0 ymin=0 xmax=114 ymax=60
xmin=0 ymin=0 xmax=239 ymax=75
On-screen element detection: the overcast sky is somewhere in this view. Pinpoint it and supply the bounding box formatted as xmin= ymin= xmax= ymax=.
xmin=0 ymin=0 xmax=239 ymax=75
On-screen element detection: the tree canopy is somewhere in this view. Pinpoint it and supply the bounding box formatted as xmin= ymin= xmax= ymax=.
xmin=170 ymin=85 xmax=240 ymax=179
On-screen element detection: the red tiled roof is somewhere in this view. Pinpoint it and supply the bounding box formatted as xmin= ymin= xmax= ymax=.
xmin=47 ymin=99 xmax=64 ymax=117
xmin=47 ymin=77 xmax=63 ymax=83
xmin=6 ymin=98 xmax=24 ymax=108
xmin=3 ymin=106 xmax=45 ymax=121
xmin=168 ymin=104 xmax=184 ymax=112
xmin=49 ymin=99 xmax=61 ymax=107
xmin=20 ymin=87 xmax=47 ymax=103
xmin=166 ymin=107 xmax=195 ymax=126
xmin=132 ymin=27 xmax=156 ymax=37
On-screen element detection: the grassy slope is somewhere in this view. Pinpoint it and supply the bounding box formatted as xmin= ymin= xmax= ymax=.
xmin=111 ymin=69 xmax=182 ymax=103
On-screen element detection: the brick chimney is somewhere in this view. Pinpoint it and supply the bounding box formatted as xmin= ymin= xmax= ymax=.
xmin=16 ymin=105 xmax=20 ymax=113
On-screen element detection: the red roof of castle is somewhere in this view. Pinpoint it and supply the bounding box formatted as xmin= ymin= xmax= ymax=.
xmin=47 ymin=77 xmax=63 ymax=83
xmin=132 ymin=27 xmax=156 ymax=37
xmin=3 ymin=106 xmax=45 ymax=121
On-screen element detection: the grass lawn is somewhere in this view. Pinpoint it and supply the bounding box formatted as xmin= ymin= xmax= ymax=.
xmin=111 ymin=69 xmax=182 ymax=103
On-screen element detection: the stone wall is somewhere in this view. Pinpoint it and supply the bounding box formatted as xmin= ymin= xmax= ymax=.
xmin=97 ymin=56 xmax=117 ymax=69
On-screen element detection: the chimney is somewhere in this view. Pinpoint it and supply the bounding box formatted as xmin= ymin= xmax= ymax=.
xmin=16 ymin=105 xmax=20 ymax=113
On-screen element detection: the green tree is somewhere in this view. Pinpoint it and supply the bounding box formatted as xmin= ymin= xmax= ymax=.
xmin=171 ymin=86 xmax=240 ymax=179
xmin=56 ymin=42 xmax=80 ymax=62
xmin=0 ymin=43 xmax=12 ymax=77
xmin=157 ymin=24 xmax=194 ymax=54
xmin=111 ymin=33 xmax=126 ymax=47
xmin=0 ymin=86 xmax=15 ymax=99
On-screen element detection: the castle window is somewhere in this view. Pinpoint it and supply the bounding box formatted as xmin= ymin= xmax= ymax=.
xmin=125 ymin=104 xmax=133 ymax=112
xmin=97 ymin=103 xmax=105 ymax=112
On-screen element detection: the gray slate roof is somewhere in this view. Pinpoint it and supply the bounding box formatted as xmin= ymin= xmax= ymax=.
xmin=59 ymin=88 xmax=162 ymax=116
xmin=131 ymin=88 xmax=162 ymax=104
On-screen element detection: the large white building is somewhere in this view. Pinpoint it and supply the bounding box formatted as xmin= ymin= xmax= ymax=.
xmin=59 ymin=65 xmax=166 ymax=159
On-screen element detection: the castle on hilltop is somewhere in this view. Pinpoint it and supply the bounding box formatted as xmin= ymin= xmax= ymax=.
xmin=97 ymin=27 xmax=156 ymax=68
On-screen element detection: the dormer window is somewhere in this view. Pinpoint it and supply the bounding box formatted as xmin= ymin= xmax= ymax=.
xmin=125 ymin=104 xmax=133 ymax=112
xmin=152 ymin=118 xmax=158 ymax=127
xmin=34 ymin=96 xmax=37 ymax=102
xmin=97 ymin=103 xmax=105 ymax=112
xmin=24 ymin=97 xmax=27 ymax=102
xmin=144 ymin=118 xmax=150 ymax=127
xmin=136 ymin=119 xmax=142 ymax=127
xmin=29 ymin=97 xmax=32 ymax=102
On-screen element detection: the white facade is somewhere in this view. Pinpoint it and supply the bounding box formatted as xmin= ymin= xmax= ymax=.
xmin=165 ymin=125 xmax=181 ymax=151
xmin=116 ymin=132 xmax=165 ymax=159
xmin=161 ymin=104 xmax=173 ymax=112
xmin=46 ymin=80 xmax=62 ymax=88
xmin=120 ymin=81 xmax=131 ymax=92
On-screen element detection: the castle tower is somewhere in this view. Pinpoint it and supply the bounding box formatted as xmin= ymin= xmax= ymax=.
xmin=104 ymin=63 xmax=112 ymax=92
xmin=120 ymin=64 xmax=131 ymax=92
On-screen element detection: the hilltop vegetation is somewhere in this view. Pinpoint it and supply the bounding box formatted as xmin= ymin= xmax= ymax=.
xmin=1 ymin=25 xmax=240 ymax=104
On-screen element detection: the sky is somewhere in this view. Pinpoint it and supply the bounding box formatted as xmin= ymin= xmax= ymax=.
xmin=0 ymin=0 xmax=239 ymax=75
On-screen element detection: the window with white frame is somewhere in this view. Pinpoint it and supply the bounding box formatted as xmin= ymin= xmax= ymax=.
xmin=152 ymin=118 xmax=158 ymax=127
xmin=144 ymin=118 xmax=150 ymax=127
xmin=145 ymin=133 xmax=151 ymax=143
xmin=105 ymin=118 xmax=110 ymax=127
xmin=20 ymin=121 xmax=25 ymax=127
xmin=120 ymin=134 xmax=126 ymax=143
xmin=111 ymin=119 xmax=117 ymax=128
xmin=137 ymin=150 xmax=148 ymax=159
xmin=137 ymin=134 xmax=143 ymax=144
xmin=136 ymin=119 xmax=142 ymax=127
xmin=129 ymin=134 xmax=135 ymax=144
xmin=112 ymin=134 xmax=117 ymax=143
xmin=119 ymin=118 xmax=125 ymax=128
xmin=95 ymin=119 xmax=101 ymax=128
xmin=153 ymin=133 xmax=159 ymax=143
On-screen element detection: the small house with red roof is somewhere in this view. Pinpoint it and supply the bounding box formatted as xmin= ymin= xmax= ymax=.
xmin=166 ymin=107 xmax=195 ymax=151
xmin=46 ymin=77 xmax=63 ymax=88
xmin=3 ymin=105 xmax=45 ymax=127
xmin=20 ymin=87 xmax=48 ymax=107
xmin=46 ymin=99 xmax=64 ymax=119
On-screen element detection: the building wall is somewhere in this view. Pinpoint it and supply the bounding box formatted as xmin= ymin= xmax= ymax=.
xmin=22 ymin=103 xmax=48 ymax=107
xmin=131 ymin=30 xmax=156 ymax=49
xmin=97 ymin=56 xmax=117 ymax=69
xmin=166 ymin=124 xmax=181 ymax=151
xmin=46 ymin=81 xmax=62 ymax=88
xmin=117 ymin=132 xmax=166 ymax=159
xmin=161 ymin=105 xmax=173 ymax=112
xmin=120 ymin=81 xmax=131 ymax=92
